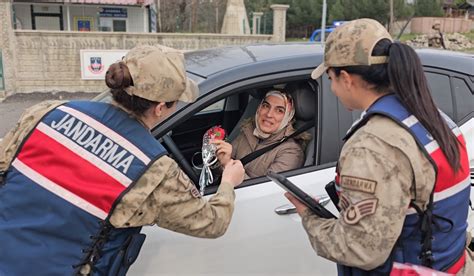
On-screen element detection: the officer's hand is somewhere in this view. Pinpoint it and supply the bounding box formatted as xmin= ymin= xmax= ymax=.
xmin=212 ymin=139 xmax=232 ymax=167
xmin=284 ymin=192 xmax=309 ymax=216
xmin=222 ymin=159 xmax=244 ymax=187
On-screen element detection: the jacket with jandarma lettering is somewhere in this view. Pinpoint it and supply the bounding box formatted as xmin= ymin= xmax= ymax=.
xmin=0 ymin=101 xmax=236 ymax=275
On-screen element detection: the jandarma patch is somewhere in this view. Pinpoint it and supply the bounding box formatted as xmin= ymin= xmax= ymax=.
xmin=342 ymin=198 xmax=378 ymax=225
xmin=340 ymin=176 xmax=377 ymax=194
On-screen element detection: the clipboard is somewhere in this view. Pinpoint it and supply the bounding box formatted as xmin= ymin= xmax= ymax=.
xmin=267 ymin=171 xmax=336 ymax=219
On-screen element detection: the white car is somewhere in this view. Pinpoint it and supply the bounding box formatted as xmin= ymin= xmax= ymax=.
xmin=97 ymin=44 xmax=473 ymax=275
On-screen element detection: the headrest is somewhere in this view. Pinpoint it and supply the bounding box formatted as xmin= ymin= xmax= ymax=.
xmin=286 ymin=82 xmax=316 ymax=121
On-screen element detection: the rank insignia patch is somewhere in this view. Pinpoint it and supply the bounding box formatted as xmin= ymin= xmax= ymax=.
xmin=340 ymin=194 xmax=378 ymax=225
xmin=190 ymin=185 xmax=202 ymax=198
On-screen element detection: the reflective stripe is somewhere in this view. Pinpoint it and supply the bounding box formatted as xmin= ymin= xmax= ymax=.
xmin=17 ymin=129 xmax=125 ymax=214
xmin=402 ymin=115 xmax=418 ymax=128
xmin=406 ymin=177 xmax=471 ymax=215
xmin=425 ymin=140 xmax=440 ymax=154
xmin=37 ymin=122 xmax=132 ymax=187
xmin=58 ymin=106 xmax=151 ymax=164
xmin=434 ymin=176 xmax=471 ymax=202
xmin=12 ymin=159 xmax=107 ymax=219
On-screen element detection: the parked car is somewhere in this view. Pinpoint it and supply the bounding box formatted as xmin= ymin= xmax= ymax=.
xmin=95 ymin=43 xmax=474 ymax=275
xmin=309 ymin=21 xmax=346 ymax=42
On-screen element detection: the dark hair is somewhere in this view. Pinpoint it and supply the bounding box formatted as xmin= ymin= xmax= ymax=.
xmin=105 ymin=62 xmax=175 ymax=117
xmin=333 ymin=39 xmax=461 ymax=171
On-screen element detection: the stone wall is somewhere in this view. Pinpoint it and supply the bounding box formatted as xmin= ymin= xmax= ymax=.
xmin=8 ymin=30 xmax=272 ymax=95
xmin=411 ymin=17 xmax=472 ymax=34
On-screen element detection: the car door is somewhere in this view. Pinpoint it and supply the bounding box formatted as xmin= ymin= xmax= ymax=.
xmin=128 ymin=71 xmax=339 ymax=275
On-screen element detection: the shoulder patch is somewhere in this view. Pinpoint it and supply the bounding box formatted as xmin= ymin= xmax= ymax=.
xmin=190 ymin=185 xmax=202 ymax=198
xmin=340 ymin=175 xmax=377 ymax=194
xmin=342 ymin=198 xmax=378 ymax=225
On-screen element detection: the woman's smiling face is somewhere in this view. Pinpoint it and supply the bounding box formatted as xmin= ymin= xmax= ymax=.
xmin=257 ymin=95 xmax=287 ymax=134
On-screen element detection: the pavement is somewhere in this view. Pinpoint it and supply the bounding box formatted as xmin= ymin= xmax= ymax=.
xmin=0 ymin=92 xmax=99 ymax=138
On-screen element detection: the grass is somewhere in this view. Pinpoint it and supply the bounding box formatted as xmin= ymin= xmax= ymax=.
xmin=463 ymin=30 xmax=474 ymax=41
xmin=286 ymin=37 xmax=310 ymax=42
xmin=398 ymin=33 xmax=420 ymax=42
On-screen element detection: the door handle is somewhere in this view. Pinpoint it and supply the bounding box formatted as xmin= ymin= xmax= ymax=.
xmin=274 ymin=195 xmax=331 ymax=215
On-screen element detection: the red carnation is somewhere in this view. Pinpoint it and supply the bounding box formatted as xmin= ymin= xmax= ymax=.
xmin=207 ymin=125 xmax=226 ymax=140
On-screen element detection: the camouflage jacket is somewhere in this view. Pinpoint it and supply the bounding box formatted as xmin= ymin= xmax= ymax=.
xmin=231 ymin=119 xmax=307 ymax=179
xmin=300 ymin=115 xmax=472 ymax=275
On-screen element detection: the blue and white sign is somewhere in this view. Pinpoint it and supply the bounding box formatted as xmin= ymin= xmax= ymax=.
xmin=99 ymin=7 xmax=128 ymax=18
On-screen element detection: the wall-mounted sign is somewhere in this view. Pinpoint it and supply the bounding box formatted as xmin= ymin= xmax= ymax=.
xmin=99 ymin=7 xmax=128 ymax=18
xmin=74 ymin=16 xmax=94 ymax=31
xmin=80 ymin=50 xmax=128 ymax=80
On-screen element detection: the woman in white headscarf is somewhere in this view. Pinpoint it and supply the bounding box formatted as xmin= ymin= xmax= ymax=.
xmin=213 ymin=89 xmax=309 ymax=179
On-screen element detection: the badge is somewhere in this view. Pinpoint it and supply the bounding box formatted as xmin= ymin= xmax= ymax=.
xmin=341 ymin=195 xmax=378 ymax=225
xmin=340 ymin=175 xmax=377 ymax=194
xmin=88 ymin=57 xmax=104 ymax=74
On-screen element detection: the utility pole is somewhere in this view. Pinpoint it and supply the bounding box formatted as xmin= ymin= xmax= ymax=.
xmin=157 ymin=0 xmax=162 ymax=32
xmin=389 ymin=0 xmax=394 ymax=33
xmin=191 ymin=0 xmax=198 ymax=32
xmin=321 ymin=0 xmax=327 ymax=44
xmin=215 ymin=0 xmax=219 ymax=33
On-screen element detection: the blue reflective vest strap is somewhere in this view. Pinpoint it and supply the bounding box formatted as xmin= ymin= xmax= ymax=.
xmin=336 ymin=94 xmax=469 ymax=274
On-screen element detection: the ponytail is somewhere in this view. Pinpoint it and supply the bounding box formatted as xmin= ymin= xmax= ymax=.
xmin=387 ymin=42 xmax=461 ymax=171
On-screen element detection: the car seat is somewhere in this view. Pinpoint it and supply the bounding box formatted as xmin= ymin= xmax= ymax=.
xmin=286 ymin=81 xmax=317 ymax=166
xmin=227 ymin=90 xmax=262 ymax=142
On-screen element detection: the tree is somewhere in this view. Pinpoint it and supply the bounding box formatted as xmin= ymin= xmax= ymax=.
xmin=414 ymin=0 xmax=443 ymax=17
xmin=329 ymin=0 xmax=412 ymax=25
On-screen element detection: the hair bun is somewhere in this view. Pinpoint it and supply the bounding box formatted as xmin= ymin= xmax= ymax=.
xmin=105 ymin=62 xmax=133 ymax=89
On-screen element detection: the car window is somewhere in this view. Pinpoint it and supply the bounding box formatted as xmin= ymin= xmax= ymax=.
xmin=164 ymin=79 xmax=319 ymax=193
xmin=452 ymin=77 xmax=473 ymax=122
xmin=196 ymin=99 xmax=225 ymax=114
xmin=425 ymin=72 xmax=454 ymax=119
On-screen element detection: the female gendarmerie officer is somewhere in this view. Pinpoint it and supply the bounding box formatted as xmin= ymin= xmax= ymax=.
xmin=285 ymin=19 xmax=472 ymax=275
xmin=0 ymin=45 xmax=244 ymax=275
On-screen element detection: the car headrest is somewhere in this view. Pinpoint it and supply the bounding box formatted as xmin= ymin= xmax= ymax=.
xmin=287 ymin=82 xmax=316 ymax=121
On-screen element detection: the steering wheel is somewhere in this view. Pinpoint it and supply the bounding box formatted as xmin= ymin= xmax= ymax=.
xmin=162 ymin=134 xmax=200 ymax=185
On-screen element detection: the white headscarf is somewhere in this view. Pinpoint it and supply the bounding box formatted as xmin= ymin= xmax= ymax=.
xmin=253 ymin=90 xmax=295 ymax=139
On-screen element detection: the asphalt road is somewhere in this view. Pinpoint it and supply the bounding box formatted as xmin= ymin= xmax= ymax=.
xmin=0 ymin=92 xmax=98 ymax=138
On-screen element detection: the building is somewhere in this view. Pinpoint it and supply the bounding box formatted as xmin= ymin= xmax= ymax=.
xmin=12 ymin=0 xmax=155 ymax=32
xmin=1 ymin=1 xmax=292 ymax=97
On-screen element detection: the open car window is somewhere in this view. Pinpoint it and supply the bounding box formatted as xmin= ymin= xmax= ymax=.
xmin=161 ymin=79 xmax=320 ymax=195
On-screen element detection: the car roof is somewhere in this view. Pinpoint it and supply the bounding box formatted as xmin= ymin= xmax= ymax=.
xmin=185 ymin=43 xmax=325 ymax=78
xmin=185 ymin=43 xmax=473 ymax=94
xmin=185 ymin=43 xmax=474 ymax=78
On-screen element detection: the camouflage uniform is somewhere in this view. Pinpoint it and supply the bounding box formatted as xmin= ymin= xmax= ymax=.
xmin=301 ymin=116 xmax=472 ymax=275
xmin=308 ymin=19 xmax=473 ymax=274
xmin=0 ymin=45 xmax=236 ymax=239
xmin=0 ymin=100 xmax=236 ymax=237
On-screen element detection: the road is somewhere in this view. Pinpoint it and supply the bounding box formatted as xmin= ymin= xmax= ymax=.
xmin=0 ymin=92 xmax=98 ymax=138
